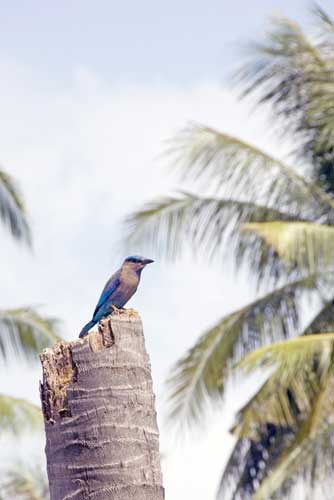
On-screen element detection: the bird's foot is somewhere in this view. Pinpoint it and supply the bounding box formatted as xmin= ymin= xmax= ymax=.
xmin=111 ymin=306 xmax=137 ymax=317
xmin=111 ymin=305 xmax=124 ymax=315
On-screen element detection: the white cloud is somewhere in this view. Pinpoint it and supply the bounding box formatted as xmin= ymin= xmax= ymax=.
xmin=0 ymin=63 xmax=285 ymax=498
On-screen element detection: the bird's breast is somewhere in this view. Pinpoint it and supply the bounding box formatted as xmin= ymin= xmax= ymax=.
xmin=112 ymin=270 xmax=140 ymax=308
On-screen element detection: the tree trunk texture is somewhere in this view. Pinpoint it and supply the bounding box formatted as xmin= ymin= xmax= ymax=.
xmin=39 ymin=310 xmax=164 ymax=500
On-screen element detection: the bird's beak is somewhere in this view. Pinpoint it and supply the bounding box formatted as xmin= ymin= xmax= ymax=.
xmin=143 ymin=258 xmax=154 ymax=265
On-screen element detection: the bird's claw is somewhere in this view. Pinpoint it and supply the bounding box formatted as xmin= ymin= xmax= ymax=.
xmin=111 ymin=306 xmax=137 ymax=316
xmin=111 ymin=305 xmax=123 ymax=315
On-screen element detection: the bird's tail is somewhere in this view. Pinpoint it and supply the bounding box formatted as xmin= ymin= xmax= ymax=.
xmin=79 ymin=319 xmax=97 ymax=338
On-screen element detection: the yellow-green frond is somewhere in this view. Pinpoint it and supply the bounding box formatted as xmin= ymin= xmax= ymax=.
xmin=234 ymin=333 xmax=334 ymax=439
xmin=253 ymin=370 xmax=334 ymax=499
xmin=239 ymin=333 xmax=334 ymax=376
xmin=224 ymin=335 xmax=334 ymax=499
xmin=243 ymin=221 xmax=334 ymax=273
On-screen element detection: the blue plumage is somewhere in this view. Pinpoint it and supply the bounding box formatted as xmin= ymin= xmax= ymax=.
xmin=79 ymin=256 xmax=154 ymax=338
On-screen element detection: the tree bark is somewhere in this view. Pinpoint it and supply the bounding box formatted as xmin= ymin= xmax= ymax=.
xmin=39 ymin=310 xmax=164 ymax=500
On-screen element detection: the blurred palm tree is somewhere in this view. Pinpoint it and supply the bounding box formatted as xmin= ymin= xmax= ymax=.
xmin=0 ymin=394 xmax=42 ymax=434
xmin=125 ymin=6 xmax=334 ymax=498
xmin=0 ymin=168 xmax=60 ymax=434
xmin=0 ymin=460 xmax=49 ymax=500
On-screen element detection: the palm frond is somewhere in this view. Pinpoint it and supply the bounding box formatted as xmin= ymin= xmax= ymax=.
xmin=168 ymin=124 xmax=334 ymax=216
xmin=239 ymin=333 xmax=334 ymax=376
xmin=125 ymin=191 xmax=296 ymax=261
xmin=243 ymin=221 xmax=334 ymax=273
xmin=0 ymin=394 xmax=42 ymax=434
xmin=313 ymin=5 xmax=334 ymax=31
xmin=222 ymin=299 xmax=334 ymax=499
xmin=217 ymin=425 xmax=293 ymax=500
xmin=166 ymin=276 xmax=315 ymax=429
xmin=303 ymin=298 xmax=334 ymax=334
xmin=233 ymin=333 xmax=334 ymax=440
xmin=0 ymin=307 xmax=62 ymax=363
xmin=238 ymin=11 xmax=334 ymax=162
xmin=253 ymin=369 xmax=334 ymax=500
xmin=125 ymin=128 xmax=334 ymax=285
xmin=0 ymin=461 xmax=49 ymax=500
xmin=221 ymin=333 xmax=334 ymax=499
xmin=0 ymin=170 xmax=31 ymax=245
xmin=221 ymin=399 xmax=334 ymax=500
xmin=239 ymin=14 xmax=328 ymax=112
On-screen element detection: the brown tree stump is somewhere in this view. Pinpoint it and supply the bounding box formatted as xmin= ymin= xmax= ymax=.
xmin=39 ymin=311 xmax=164 ymax=500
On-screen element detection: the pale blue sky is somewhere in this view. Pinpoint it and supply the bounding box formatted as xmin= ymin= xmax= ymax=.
xmin=0 ymin=1 xmax=332 ymax=84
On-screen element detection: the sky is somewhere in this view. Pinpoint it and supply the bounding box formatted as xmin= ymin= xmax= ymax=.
xmin=0 ymin=1 xmax=331 ymax=499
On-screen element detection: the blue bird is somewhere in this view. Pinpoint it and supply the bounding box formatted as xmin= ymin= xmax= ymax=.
xmin=79 ymin=255 xmax=154 ymax=338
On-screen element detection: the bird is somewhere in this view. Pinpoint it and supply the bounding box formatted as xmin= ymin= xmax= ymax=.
xmin=79 ymin=255 xmax=154 ymax=338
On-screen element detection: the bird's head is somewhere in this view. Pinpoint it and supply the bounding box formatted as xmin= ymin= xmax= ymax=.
xmin=123 ymin=255 xmax=154 ymax=273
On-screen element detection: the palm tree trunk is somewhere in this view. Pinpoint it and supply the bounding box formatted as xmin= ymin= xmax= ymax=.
xmin=39 ymin=311 xmax=164 ymax=500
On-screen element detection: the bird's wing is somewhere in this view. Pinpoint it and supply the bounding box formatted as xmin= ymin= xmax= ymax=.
xmin=92 ymin=271 xmax=121 ymax=319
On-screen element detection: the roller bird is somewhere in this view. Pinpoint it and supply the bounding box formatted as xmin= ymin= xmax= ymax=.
xmin=79 ymin=255 xmax=154 ymax=338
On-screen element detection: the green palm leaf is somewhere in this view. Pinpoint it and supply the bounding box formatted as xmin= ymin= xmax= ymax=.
xmin=234 ymin=333 xmax=334 ymax=438
xmin=223 ymin=332 xmax=334 ymax=499
xmin=253 ymin=369 xmax=334 ymax=500
xmin=243 ymin=221 xmax=334 ymax=272
xmin=221 ymin=301 xmax=334 ymax=499
xmin=0 ymin=307 xmax=61 ymax=362
xmin=231 ymin=337 xmax=332 ymax=441
xmin=239 ymin=14 xmax=331 ymax=121
xmin=237 ymin=10 xmax=334 ymax=175
xmin=0 ymin=170 xmax=31 ymax=245
xmin=239 ymin=333 xmax=334 ymax=376
xmin=167 ymin=276 xmax=315 ymax=429
xmin=125 ymin=128 xmax=334 ymax=286
xmin=126 ymin=191 xmax=296 ymax=261
xmin=0 ymin=394 xmax=42 ymax=434
xmin=0 ymin=461 xmax=49 ymax=500
xmin=168 ymin=124 xmax=334 ymax=215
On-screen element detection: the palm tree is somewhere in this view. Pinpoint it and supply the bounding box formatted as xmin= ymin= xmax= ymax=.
xmin=125 ymin=6 xmax=334 ymax=498
xmin=0 ymin=168 xmax=61 ymax=433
